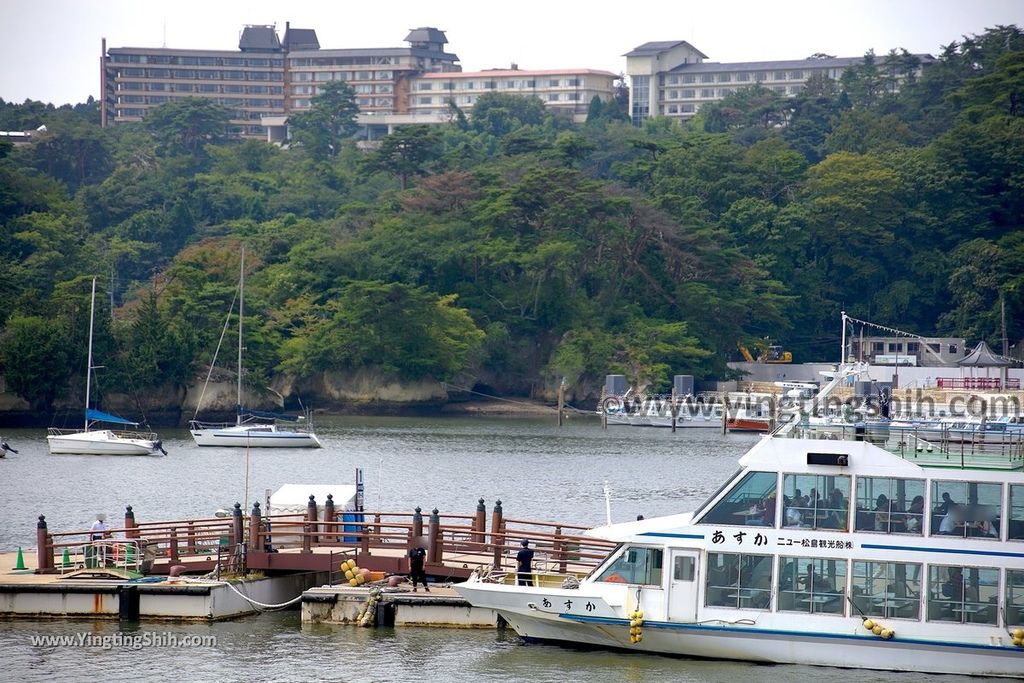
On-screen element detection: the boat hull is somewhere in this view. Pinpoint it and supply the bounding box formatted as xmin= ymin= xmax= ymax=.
xmin=191 ymin=428 xmax=322 ymax=448
xmin=46 ymin=432 xmax=158 ymax=456
xmin=455 ymin=582 xmax=1024 ymax=678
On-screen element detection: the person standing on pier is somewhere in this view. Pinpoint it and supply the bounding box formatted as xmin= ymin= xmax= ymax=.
xmin=409 ymin=542 xmax=429 ymax=592
xmin=516 ymin=539 xmax=535 ymax=586
xmin=89 ymin=513 xmax=109 ymax=567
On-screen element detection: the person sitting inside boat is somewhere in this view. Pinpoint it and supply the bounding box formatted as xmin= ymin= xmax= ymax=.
xmin=783 ymin=496 xmax=803 ymax=527
xmin=939 ymin=504 xmax=964 ymax=535
xmin=799 ymin=563 xmax=833 ymax=594
xmin=964 ymin=504 xmax=997 ymax=538
xmin=756 ymin=492 xmax=776 ymax=526
xmin=873 ymin=494 xmax=892 ymax=532
xmin=904 ymin=496 xmax=925 ymax=533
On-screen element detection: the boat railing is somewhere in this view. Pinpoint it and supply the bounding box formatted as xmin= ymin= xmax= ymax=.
xmin=777 ymin=422 xmax=1024 ymax=471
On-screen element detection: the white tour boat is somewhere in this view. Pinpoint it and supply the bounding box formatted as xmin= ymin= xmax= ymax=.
xmin=457 ymin=372 xmax=1024 ymax=677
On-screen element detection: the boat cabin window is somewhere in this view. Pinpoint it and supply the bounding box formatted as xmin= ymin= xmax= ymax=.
xmin=778 ymin=557 xmax=845 ymax=615
xmin=705 ymin=552 xmax=772 ymax=610
xmin=594 ymin=547 xmax=663 ymax=586
xmin=1009 ymin=485 xmax=1024 ymax=541
xmin=697 ymin=471 xmax=777 ymax=527
xmin=850 ymin=560 xmax=922 ymax=620
xmin=1007 ymin=570 xmax=1024 ymax=626
xmin=926 ymin=565 xmax=998 ymax=625
xmin=781 ymin=474 xmax=850 ymax=531
xmin=930 ymin=481 xmax=1001 ymax=539
xmin=673 ymin=555 xmax=696 ymax=581
xmin=853 ymin=477 xmax=925 ymax=535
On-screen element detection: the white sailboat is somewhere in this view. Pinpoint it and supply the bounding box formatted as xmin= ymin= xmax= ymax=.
xmin=189 ymin=249 xmax=322 ymax=448
xmin=46 ymin=278 xmax=165 ymax=456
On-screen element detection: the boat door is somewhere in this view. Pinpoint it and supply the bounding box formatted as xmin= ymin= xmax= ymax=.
xmin=667 ymin=549 xmax=700 ymax=622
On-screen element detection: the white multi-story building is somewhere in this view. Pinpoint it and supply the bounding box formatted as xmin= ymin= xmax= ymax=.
xmin=625 ymin=40 xmax=932 ymax=124
xmin=406 ymin=67 xmax=618 ymax=122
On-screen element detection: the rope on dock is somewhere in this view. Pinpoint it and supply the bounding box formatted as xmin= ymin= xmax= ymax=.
xmin=179 ymin=577 xmax=305 ymax=610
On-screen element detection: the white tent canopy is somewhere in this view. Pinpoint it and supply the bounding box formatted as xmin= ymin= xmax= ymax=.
xmin=268 ymin=484 xmax=358 ymax=516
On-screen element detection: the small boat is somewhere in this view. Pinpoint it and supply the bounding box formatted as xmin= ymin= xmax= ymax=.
xmin=455 ymin=363 xmax=1024 ymax=678
xmin=46 ymin=278 xmax=164 ymax=456
xmin=190 ymin=248 xmax=321 ymax=449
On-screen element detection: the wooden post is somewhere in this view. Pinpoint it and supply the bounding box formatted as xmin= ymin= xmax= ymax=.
xmin=232 ymin=502 xmax=244 ymax=548
xmin=249 ymin=501 xmax=262 ymax=551
xmin=324 ymin=494 xmax=336 ymax=544
xmin=169 ymin=528 xmax=180 ymax=564
xmin=600 ymin=386 xmax=608 ymax=430
xmin=306 ymin=495 xmax=318 ymax=545
xmin=671 ymin=388 xmax=678 ymax=433
xmin=721 ymin=394 xmax=729 ymax=434
xmin=412 ymin=506 xmax=423 ymax=539
xmin=491 ymin=500 xmax=504 ymax=568
xmin=373 ymin=513 xmax=382 ymax=548
xmin=302 ymin=521 xmax=312 ymax=553
xmin=124 ymin=506 xmax=138 ymax=540
xmin=473 ymin=498 xmax=486 ymax=544
xmin=557 ymin=378 xmax=565 ymax=427
xmin=427 ymin=508 xmax=440 ymax=564
xmin=187 ymin=521 xmax=196 ymax=554
xmin=554 ymin=525 xmax=566 ymax=574
xmin=36 ymin=515 xmax=52 ymax=571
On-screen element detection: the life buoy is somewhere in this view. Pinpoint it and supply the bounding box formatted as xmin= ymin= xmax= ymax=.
xmin=603 ymin=574 xmax=627 ymax=583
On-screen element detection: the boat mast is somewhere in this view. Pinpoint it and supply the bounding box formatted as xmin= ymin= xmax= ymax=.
xmin=237 ymin=248 xmax=244 ymax=426
xmin=85 ymin=277 xmax=97 ymax=432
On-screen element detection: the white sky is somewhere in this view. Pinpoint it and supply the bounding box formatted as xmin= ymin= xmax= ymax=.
xmin=2 ymin=0 xmax=1022 ymax=106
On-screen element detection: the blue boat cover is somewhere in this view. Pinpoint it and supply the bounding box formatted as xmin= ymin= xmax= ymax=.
xmin=86 ymin=408 xmax=139 ymax=426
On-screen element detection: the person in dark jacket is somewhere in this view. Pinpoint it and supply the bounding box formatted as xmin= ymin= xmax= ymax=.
xmin=516 ymin=539 xmax=535 ymax=586
xmin=409 ymin=542 xmax=429 ymax=592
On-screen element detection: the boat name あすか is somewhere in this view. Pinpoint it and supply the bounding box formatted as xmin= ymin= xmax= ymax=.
xmin=710 ymin=529 xmax=854 ymax=550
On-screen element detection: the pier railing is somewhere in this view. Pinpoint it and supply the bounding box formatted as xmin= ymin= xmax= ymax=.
xmin=32 ymin=499 xmax=616 ymax=579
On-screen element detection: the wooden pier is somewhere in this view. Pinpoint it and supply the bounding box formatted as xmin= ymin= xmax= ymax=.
xmin=3 ymin=497 xmax=614 ymax=621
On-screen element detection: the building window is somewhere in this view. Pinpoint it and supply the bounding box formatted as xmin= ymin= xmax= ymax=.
xmin=701 ymin=74 xmax=714 ymax=83
xmin=907 ymin=342 xmax=919 ymax=353
xmin=668 ymin=105 xmax=678 ymax=114
xmin=700 ymin=88 xmax=714 ymax=98
xmin=418 ymin=82 xmax=433 ymax=90
xmin=567 ymin=93 xmax=579 ymax=101
xmin=790 ymin=70 xmax=803 ymax=80
xmin=682 ymin=74 xmax=695 ymax=84
xmin=706 ymin=553 xmax=772 ymax=609
xmin=782 ymin=473 xmax=850 ymax=531
xmin=737 ymin=72 xmax=750 ymax=82
xmin=682 ymin=89 xmax=695 ymax=98
xmin=355 ymin=71 xmax=372 ymax=80
xmin=668 ymin=90 xmax=678 ymax=99
xmin=418 ymin=96 xmax=432 ymax=105
xmin=698 ymin=471 xmax=777 ymax=527
xmin=928 ymin=343 xmax=940 ymax=353
xmin=778 ymin=557 xmax=846 ymax=615
xmin=567 ymin=78 xmax=580 ymax=86
xmin=668 ymin=75 xmax=679 ymax=85
xmin=595 ymin=547 xmax=663 ymax=585
xmin=790 ymin=85 xmax=803 ymax=95
xmin=873 ymin=342 xmax=885 ymax=352
xmin=681 ymin=103 xmax=695 ymax=113
xmin=526 ymin=80 xmax=536 ymax=87
xmin=315 ymin=73 xmax=333 ymax=82
xmin=931 ymin=481 xmax=1001 ymax=538
xmin=774 ymin=71 xmax=787 ymax=80
xmin=548 ymin=94 xmax=559 ymax=101
xmin=927 ymin=565 xmax=998 ymax=624
xmin=484 ymin=81 xmax=496 ymax=89
xmin=854 ymin=477 xmax=925 ymax=535
xmin=718 ymin=73 xmax=732 ymax=82
xmin=949 ymin=344 xmax=958 ymax=354
xmin=851 ymin=561 xmax=922 ymax=620
xmin=375 ymin=71 xmax=393 ymax=79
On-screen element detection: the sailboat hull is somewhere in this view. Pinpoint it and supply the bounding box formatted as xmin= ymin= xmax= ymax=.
xmin=190 ymin=424 xmax=322 ymax=448
xmin=47 ymin=430 xmax=159 ymax=456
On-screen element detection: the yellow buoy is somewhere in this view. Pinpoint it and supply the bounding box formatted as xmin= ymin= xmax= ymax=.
xmin=863 ymin=619 xmax=875 ymax=630
xmin=872 ymin=625 xmax=883 ymax=636
xmin=1013 ymin=628 xmax=1024 ymax=640
xmin=635 ymin=610 xmax=643 ymax=619
xmin=881 ymin=629 xmax=894 ymax=639
xmin=348 ymin=578 xmax=359 ymax=586
xmin=1012 ymin=637 xmax=1022 ymax=647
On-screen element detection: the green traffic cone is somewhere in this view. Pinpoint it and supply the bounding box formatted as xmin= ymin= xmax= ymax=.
xmin=125 ymin=543 xmax=135 ymax=566
xmin=62 ymin=548 xmax=71 ymax=567
xmin=15 ymin=547 xmax=25 ymax=570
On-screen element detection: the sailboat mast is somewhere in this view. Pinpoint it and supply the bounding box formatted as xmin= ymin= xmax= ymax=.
xmin=85 ymin=277 xmax=97 ymax=432
xmin=237 ymin=248 xmax=244 ymax=425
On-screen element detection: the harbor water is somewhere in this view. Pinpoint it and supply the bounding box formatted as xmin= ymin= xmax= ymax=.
xmin=0 ymin=415 xmax=980 ymax=682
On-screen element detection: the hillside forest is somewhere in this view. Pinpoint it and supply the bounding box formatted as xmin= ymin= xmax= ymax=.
xmin=0 ymin=26 xmax=1022 ymax=417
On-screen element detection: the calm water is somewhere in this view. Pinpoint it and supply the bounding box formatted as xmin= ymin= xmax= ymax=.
xmin=0 ymin=416 xmax=973 ymax=681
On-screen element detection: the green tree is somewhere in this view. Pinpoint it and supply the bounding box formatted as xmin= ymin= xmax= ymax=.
xmin=0 ymin=315 xmax=72 ymax=410
xmin=364 ymin=125 xmax=442 ymax=189
xmin=143 ymin=97 xmax=231 ymax=159
xmin=288 ymin=80 xmax=360 ymax=160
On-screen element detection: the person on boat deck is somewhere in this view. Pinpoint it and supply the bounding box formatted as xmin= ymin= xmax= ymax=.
xmin=408 ymin=541 xmax=429 ymax=592
xmin=939 ymin=504 xmax=964 ymax=535
xmin=937 ymin=491 xmax=957 ymax=516
xmin=904 ymin=496 xmax=925 ymax=533
xmin=873 ymin=494 xmax=892 ymax=531
xmin=516 ymin=539 xmax=535 ymax=586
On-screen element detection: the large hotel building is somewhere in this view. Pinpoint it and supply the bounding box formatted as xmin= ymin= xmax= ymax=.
xmin=100 ymin=25 xmax=930 ymax=139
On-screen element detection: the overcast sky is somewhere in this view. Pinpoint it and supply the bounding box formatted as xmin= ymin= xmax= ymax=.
xmin=3 ymin=0 xmax=1021 ymax=106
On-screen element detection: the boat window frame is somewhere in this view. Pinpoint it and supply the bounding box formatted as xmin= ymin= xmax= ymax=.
xmin=780 ymin=472 xmax=851 ymax=532
xmin=929 ymin=480 xmax=1002 ymax=540
xmin=704 ymin=551 xmax=773 ymax=611
xmin=850 ymin=559 xmax=922 ymax=621
xmin=1008 ymin=484 xmax=1024 ymax=542
xmin=1006 ymin=569 xmax=1024 ymax=626
xmin=691 ymin=468 xmax=743 ymax=521
xmin=695 ymin=471 xmax=778 ymax=528
xmin=777 ymin=555 xmax=847 ymax=616
xmin=593 ymin=545 xmax=665 ymax=588
xmin=853 ymin=476 xmax=926 ymax=536
xmin=925 ymin=563 xmax=999 ymax=626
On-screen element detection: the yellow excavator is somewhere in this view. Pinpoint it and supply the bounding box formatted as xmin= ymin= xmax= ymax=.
xmin=738 ymin=342 xmax=792 ymax=364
